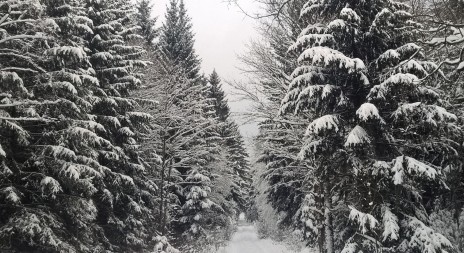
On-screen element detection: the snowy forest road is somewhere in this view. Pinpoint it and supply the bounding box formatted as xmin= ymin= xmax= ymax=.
xmin=217 ymin=225 xmax=305 ymax=253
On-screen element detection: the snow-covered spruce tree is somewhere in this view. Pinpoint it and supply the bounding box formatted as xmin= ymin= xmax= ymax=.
xmin=1 ymin=0 xmax=158 ymax=250
xmin=201 ymin=75 xmax=238 ymax=246
xmin=207 ymin=156 xmax=238 ymax=249
xmin=221 ymin=121 xmax=253 ymax=212
xmin=83 ymin=0 xmax=158 ymax=251
xmin=0 ymin=1 xmax=63 ymax=251
xmin=154 ymin=235 xmax=180 ymax=253
xmin=174 ymin=78 xmax=225 ymax=252
xmin=281 ymin=1 xmax=463 ymax=252
xmin=0 ymin=0 xmax=110 ymax=251
xmin=136 ymin=0 xmax=158 ymax=46
xmin=396 ymin=2 xmax=464 ymax=250
xmin=205 ymin=70 xmax=253 ymax=214
xmin=179 ymin=169 xmax=217 ymax=240
xmin=30 ymin=0 xmax=106 ymax=250
xmin=159 ymin=0 xmax=201 ymax=80
xmin=208 ymin=70 xmax=230 ymax=122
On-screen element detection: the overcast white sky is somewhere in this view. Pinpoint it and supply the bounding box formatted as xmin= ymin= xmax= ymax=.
xmin=152 ymin=0 xmax=261 ymax=141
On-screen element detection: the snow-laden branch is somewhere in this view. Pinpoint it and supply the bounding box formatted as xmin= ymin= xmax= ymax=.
xmin=0 ymin=19 xmax=36 ymax=27
xmin=0 ymin=100 xmax=63 ymax=109
xmin=0 ymin=34 xmax=48 ymax=44
xmin=0 ymin=117 xmax=57 ymax=122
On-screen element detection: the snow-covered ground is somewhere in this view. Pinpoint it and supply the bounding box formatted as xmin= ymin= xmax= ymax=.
xmin=217 ymin=225 xmax=313 ymax=253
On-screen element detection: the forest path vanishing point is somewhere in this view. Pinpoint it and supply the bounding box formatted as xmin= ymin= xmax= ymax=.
xmin=218 ymin=224 xmax=310 ymax=253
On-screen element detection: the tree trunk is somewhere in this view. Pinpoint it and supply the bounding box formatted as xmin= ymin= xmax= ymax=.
xmin=324 ymin=182 xmax=334 ymax=253
xmin=318 ymin=184 xmax=324 ymax=253
xmin=457 ymin=212 xmax=463 ymax=252
xmin=159 ymin=137 xmax=167 ymax=234
xmin=163 ymin=159 xmax=173 ymax=233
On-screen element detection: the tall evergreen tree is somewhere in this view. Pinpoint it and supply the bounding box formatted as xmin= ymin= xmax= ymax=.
xmin=281 ymin=1 xmax=463 ymax=252
xmin=136 ymin=0 xmax=158 ymax=46
xmin=159 ymin=0 xmax=201 ymax=80
xmin=159 ymin=0 xmax=179 ymax=61
xmin=171 ymin=78 xmax=223 ymax=251
xmin=208 ymin=70 xmax=230 ymax=122
xmin=0 ymin=1 xmax=105 ymax=251
xmin=205 ymin=71 xmax=252 ymax=214
xmin=222 ymin=121 xmax=252 ymax=211
xmin=82 ymin=0 xmax=156 ymax=251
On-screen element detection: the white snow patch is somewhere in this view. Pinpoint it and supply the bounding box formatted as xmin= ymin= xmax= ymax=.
xmin=298 ymin=47 xmax=365 ymax=73
xmin=345 ymin=126 xmax=370 ymax=147
xmin=2 ymin=186 xmax=20 ymax=203
xmin=340 ymin=8 xmax=360 ymax=23
xmin=289 ymin=34 xmax=335 ymax=51
xmin=40 ymin=176 xmax=62 ymax=196
xmin=327 ymin=19 xmax=346 ymax=30
xmin=392 ymin=156 xmax=438 ymax=185
xmin=368 ymin=73 xmax=419 ymax=100
xmin=356 ymin=103 xmax=382 ymax=122
xmin=341 ymin=243 xmax=357 ymax=253
xmin=348 ymin=206 xmax=378 ymax=234
xmin=382 ymin=206 xmax=399 ymax=241
xmin=0 ymin=144 xmax=6 ymax=157
xmin=305 ymin=115 xmax=339 ymax=136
